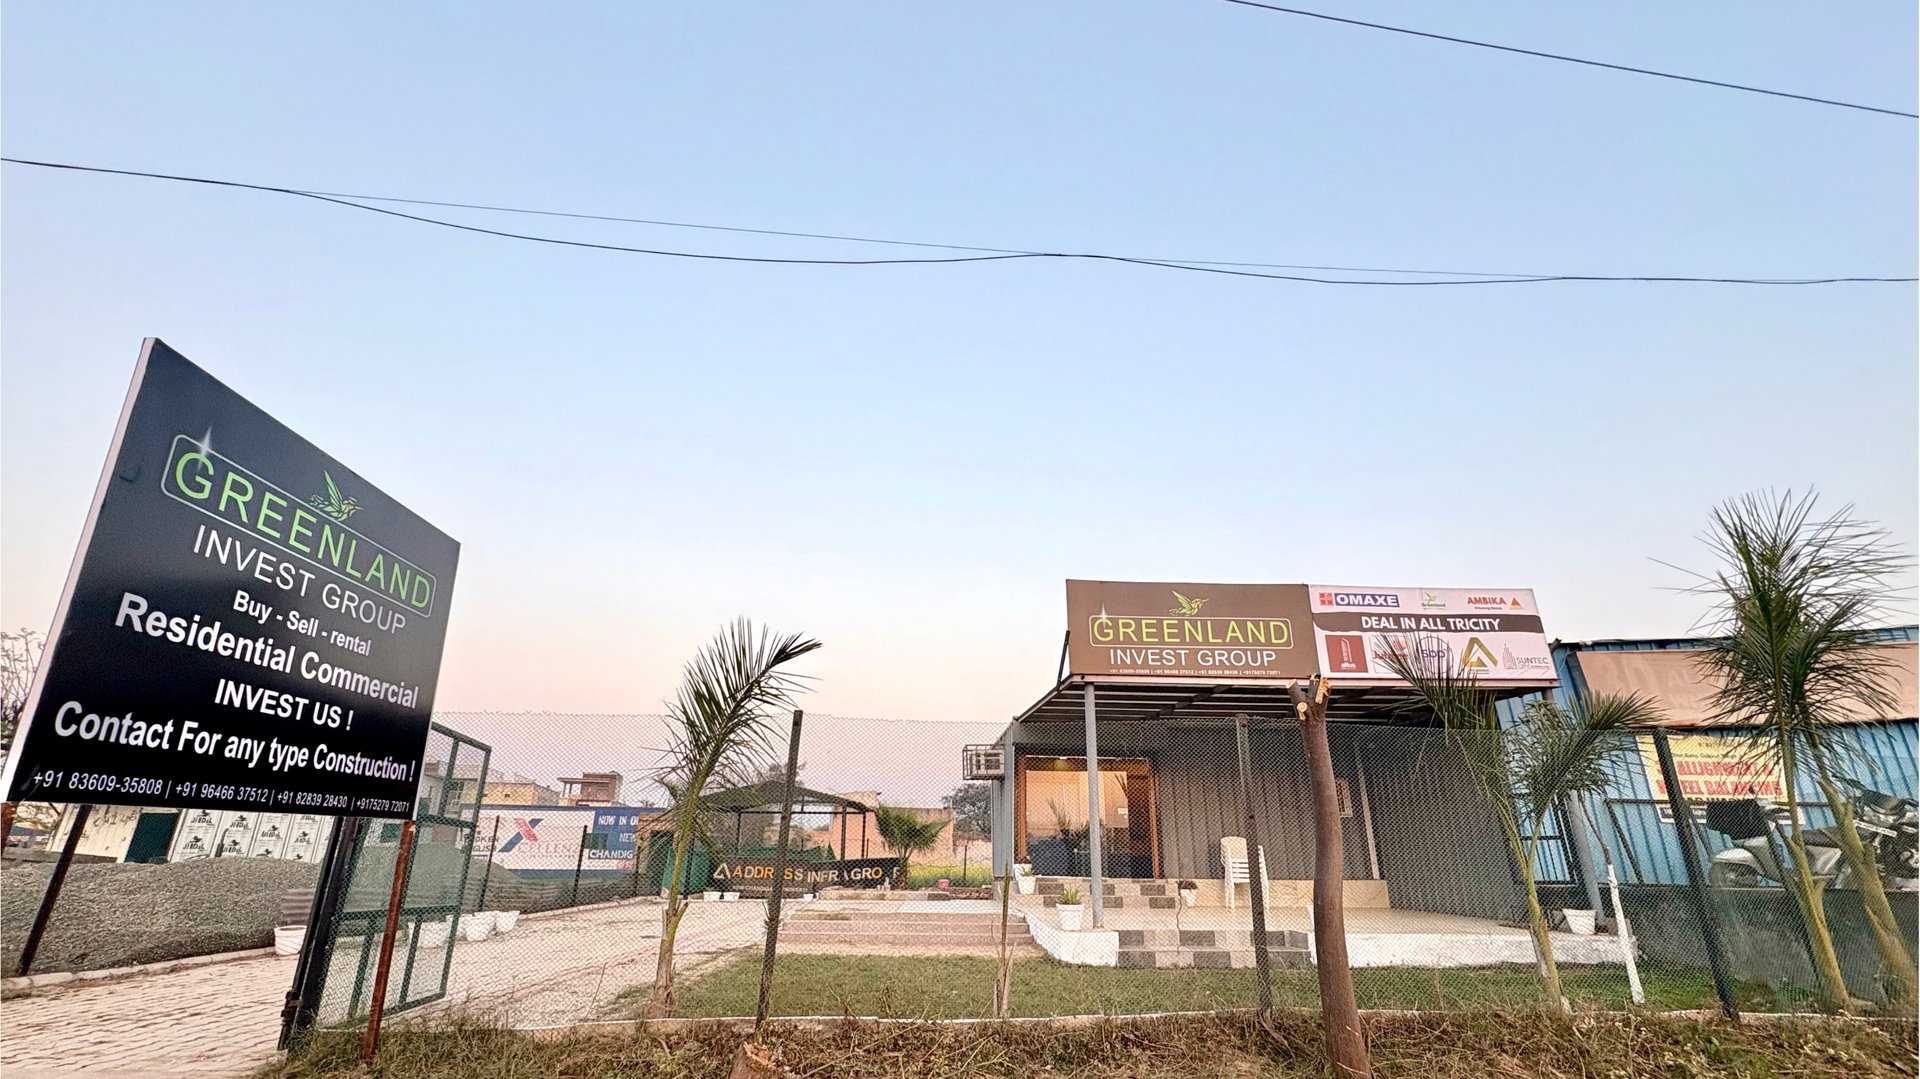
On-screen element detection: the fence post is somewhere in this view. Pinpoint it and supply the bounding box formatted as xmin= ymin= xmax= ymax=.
xmin=1651 ymin=730 xmax=1740 ymax=1022
xmin=16 ymin=803 xmax=90 ymax=977
xmin=1232 ymin=715 xmax=1275 ymax=1018
xmin=475 ymin=817 xmax=499 ymax=911
xmin=360 ymin=819 xmax=417 ymax=1065
xmin=571 ymin=824 xmax=589 ymax=907
xmin=753 ymin=709 xmax=806 ymax=1036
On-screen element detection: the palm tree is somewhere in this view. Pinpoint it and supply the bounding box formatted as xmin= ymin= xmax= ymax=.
xmin=874 ymin=804 xmax=949 ymax=889
xmin=1687 ymin=490 xmax=1915 ymax=1011
xmin=1379 ymin=635 xmax=1663 ymax=1013
xmin=643 ymin=619 xmax=821 ymax=1019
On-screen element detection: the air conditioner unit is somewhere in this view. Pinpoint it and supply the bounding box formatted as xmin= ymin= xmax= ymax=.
xmin=963 ymin=744 xmax=1006 ymax=780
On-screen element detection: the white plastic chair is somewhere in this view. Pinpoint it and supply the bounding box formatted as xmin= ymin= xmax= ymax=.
xmin=1220 ymin=836 xmax=1271 ymax=910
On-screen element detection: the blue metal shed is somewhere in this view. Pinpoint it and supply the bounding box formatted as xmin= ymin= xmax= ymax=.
xmin=1498 ymin=627 xmax=1918 ymax=888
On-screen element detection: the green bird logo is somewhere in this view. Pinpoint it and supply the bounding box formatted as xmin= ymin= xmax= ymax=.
xmin=308 ymin=471 xmax=361 ymax=523
xmin=1169 ymin=591 xmax=1209 ymax=616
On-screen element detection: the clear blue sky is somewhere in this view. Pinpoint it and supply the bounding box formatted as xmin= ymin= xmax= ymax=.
xmin=3 ymin=4 xmax=1914 ymax=781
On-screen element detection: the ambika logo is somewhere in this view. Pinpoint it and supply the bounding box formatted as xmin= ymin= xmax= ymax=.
xmin=496 ymin=818 xmax=543 ymax=853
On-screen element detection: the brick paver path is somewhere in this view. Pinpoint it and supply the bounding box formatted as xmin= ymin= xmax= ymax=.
xmin=1 ymin=899 xmax=765 ymax=1077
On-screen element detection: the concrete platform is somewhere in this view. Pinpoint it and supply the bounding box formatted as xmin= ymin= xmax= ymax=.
xmin=1015 ymin=891 xmax=1628 ymax=969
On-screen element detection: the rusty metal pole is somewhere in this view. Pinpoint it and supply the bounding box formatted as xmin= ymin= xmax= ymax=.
xmin=360 ymin=820 xmax=417 ymax=1066
xmin=17 ymin=804 xmax=89 ymax=977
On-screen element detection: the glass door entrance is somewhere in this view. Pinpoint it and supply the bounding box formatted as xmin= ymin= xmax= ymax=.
xmin=1017 ymin=756 xmax=1157 ymax=878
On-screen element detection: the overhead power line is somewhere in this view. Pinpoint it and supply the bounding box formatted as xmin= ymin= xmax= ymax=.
xmin=1212 ymin=0 xmax=1919 ymax=120
xmin=5 ymin=157 xmax=1913 ymax=287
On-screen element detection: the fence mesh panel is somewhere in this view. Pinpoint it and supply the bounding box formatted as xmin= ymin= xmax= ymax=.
xmin=288 ymin=711 xmax=1914 ymax=1027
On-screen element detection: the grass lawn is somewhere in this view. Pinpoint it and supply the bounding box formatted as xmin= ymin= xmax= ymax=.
xmin=649 ymin=953 xmax=1739 ymax=1019
xmin=263 ymin=1010 xmax=1919 ymax=1079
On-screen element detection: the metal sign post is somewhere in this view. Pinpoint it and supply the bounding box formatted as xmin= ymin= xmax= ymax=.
xmin=15 ymin=804 xmax=91 ymax=976
xmin=281 ymin=815 xmax=361 ymax=1049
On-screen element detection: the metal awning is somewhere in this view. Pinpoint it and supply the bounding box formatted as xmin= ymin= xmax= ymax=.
xmin=1012 ymin=675 xmax=1547 ymax=726
xmin=703 ymin=781 xmax=871 ymax=813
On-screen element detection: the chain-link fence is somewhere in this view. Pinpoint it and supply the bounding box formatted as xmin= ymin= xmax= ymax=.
xmin=275 ymin=710 xmax=1908 ymax=1033
xmin=10 ymin=706 xmax=1912 ymax=1045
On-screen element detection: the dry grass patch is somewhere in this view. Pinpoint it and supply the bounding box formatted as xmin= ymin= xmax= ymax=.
xmin=262 ymin=1010 xmax=1918 ymax=1079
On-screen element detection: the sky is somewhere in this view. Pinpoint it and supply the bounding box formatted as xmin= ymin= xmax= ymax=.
xmin=3 ymin=4 xmax=1915 ymax=790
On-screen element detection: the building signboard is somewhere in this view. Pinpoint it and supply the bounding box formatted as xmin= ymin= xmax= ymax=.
xmin=474 ymin=805 xmax=656 ymax=876
xmin=0 ymin=340 xmax=460 ymax=819
xmin=1307 ymin=585 xmax=1555 ymax=684
xmin=1065 ymin=580 xmax=1317 ymax=681
xmin=1638 ymin=734 xmax=1787 ymax=803
xmin=709 ymin=855 xmax=901 ymax=894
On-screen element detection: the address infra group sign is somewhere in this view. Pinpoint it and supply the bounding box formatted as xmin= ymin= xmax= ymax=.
xmin=0 ymin=340 xmax=459 ymax=819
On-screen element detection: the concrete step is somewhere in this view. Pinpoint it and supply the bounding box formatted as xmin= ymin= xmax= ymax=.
xmin=784 ymin=919 xmax=1030 ymax=936
xmin=1034 ymin=878 xmax=1173 ymax=898
xmin=1115 ymin=927 xmax=1310 ymax=951
xmin=1115 ymin=946 xmax=1313 ymax=970
xmin=784 ymin=929 xmax=1033 ymax=946
xmin=791 ymin=911 xmax=1015 ymax=924
xmin=1031 ymin=894 xmax=1179 ymax=910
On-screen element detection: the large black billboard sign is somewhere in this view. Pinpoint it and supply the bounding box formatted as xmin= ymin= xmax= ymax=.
xmin=0 ymin=340 xmax=459 ymax=819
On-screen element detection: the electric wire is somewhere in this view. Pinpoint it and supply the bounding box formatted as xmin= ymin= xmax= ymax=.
xmin=5 ymin=158 xmax=1913 ymax=286
xmin=1212 ymin=0 xmax=1919 ymax=120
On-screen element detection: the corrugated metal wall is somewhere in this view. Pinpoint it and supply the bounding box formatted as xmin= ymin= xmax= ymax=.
xmin=1499 ymin=628 xmax=1918 ymax=887
xmin=1003 ymin=718 xmax=1526 ymax=918
xmin=1003 ymin=721 xmax=1373 ymax=881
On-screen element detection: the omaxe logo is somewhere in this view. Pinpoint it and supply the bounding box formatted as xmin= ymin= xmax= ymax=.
xmin=1324 ymin=591 xmax=1400 ymax=609
xmin=496 ymin=818 xmax=543 ymax=853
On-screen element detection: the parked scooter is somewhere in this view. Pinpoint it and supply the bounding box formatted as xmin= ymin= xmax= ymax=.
xmin=1704 ymin=781 xmax=1917 ymax=891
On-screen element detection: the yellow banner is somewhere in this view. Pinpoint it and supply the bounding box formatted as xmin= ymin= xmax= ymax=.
xmin=1639 ymin=734 xmax=1786 ymax=802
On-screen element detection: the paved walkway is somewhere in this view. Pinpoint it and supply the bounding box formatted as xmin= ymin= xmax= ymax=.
xmin=0 ymin=899 xmax=765 ymax=1077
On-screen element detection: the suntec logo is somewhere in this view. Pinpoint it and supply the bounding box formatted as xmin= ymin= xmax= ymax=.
xmin=496 ymin=818 xmax=542 ymax=853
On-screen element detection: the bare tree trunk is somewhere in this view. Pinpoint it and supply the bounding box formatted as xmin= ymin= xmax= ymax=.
xmin=1498 ymin=815 xmax=1566 ymax=1013
xmin=1294 ymin=679 xmax=1371 ymax=1079
xmin=1813 ymin=768 xmax=1916 ymax=1008
xmin=1779 ymin=743 xmax=1852 ymax=1012
xmin=645 ymin=826 xmax=696 ymax=1018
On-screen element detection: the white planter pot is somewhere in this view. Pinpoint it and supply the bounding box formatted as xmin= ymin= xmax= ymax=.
xmin=466 ymin=911 xmax=499 ymax=935
xmin=1562 ymin=909 xmax=1597 ymax=935
xmin=1057 ymin=903 xmax=1084 ymax=931
xmin=493 ymin=911 xmax=520 ymax=933
xmin=273 ymin=925 xmax=307 ymax=957
xmin=1180 ymin=891 xmax=1197 ymax=907
xmin=461 ymin=915 xmax=494 ymax=943
xmin=1014 ymin=875 xmax=1037 ymax=896
xmin=417 ymin=920 xmax=452 ymax=948
xmin=702 ymin=890 xmax=721 ymax=901
xmin=723 ymin=892 xmax=741 ymax=902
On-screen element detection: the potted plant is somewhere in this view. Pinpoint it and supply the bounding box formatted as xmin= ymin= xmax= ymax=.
xmin=1056 ymin=887 xmax=1084 ymax=931
xmin=1013 ymin=863 xmax=1037 ymax=895
xmin=1177 ymin=880 xmax=1198 ymax=907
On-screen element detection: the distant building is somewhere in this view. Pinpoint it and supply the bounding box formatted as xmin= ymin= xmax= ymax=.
xmin=484 ymin=770 xmax=568 ymax=806
xmin=558 ymin=772 xmax=624 ymax=806
xmin=45 ymin=804 xmax=334 ymax=865
xmin=798 ymin=791 xmax=961 ymax=864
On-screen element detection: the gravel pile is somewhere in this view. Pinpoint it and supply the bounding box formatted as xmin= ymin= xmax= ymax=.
xmin=2 ymin=857 xmax=320 ymax=974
